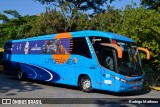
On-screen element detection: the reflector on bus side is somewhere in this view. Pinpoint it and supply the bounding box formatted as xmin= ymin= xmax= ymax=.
xmin=100 ymin=43 xmax=123 ymax=58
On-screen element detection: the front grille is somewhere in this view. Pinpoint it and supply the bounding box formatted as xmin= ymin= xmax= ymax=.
xmin=126 ymin=79 xmax=143 ymax=84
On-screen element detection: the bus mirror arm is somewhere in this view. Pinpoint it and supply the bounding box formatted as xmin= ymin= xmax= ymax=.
xmin=100 ymin=43 xmax=123 ymax=58
xmin=137 ymin=47 xmax=150 ymax=60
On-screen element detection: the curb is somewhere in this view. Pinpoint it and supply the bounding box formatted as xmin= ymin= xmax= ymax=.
xmin=142 ymin=86 xmax=160 ymax=91
xmin=149 ymin=86 xmax=160 ymax=91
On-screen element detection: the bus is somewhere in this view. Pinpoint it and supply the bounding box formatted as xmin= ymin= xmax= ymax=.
xmin=3 ymin=30 xmax=150 ymax=92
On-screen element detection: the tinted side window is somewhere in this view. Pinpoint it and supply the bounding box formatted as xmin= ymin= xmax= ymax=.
xmin=89 ymin=36 xmax=110 ymax=62
xmin=89 ymin=36 xmax=116 ymax=71
xmin=4 ymin=42 xmax=12 ymax=54
xmin=89 ymin=36 xmax=111 ymax=52
xmin=71 ymin=37 xmax=92 ymax=59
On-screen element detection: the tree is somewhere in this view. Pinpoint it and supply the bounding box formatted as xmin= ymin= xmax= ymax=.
xmin=0 ymin=10 xmax=21 ymax=23
xmin=110 ymin=6 xmax=160 ymax=68
xmin=0 ymin=14 xmax=9 ymax=23
xmin=0 ymin=10 xmax=37 ymax=48
xmin=34 ymin=0 xmax=115 ymax=16
xmin=25 ymin=9 xmax=67 ymax=37
xmin=141 ymin=0 xmax=160 ymax=10
xmin=3 ymin=10 xmax=21 ymax=18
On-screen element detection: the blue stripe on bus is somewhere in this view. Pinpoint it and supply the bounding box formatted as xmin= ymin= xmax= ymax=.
xmin=21 ymin=64 xmax=37 ymax=79
xmin=19 ymin=63 xmax=60 ymax=81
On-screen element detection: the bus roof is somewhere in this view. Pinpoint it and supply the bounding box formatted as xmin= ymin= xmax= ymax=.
xmin=6 ymin=30 xmax=134 ymax=43
xmin=84 ymin=30 xmax=134 ymax=42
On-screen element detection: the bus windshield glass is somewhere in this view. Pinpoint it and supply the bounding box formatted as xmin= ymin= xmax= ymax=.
xmin=116 ymin=41 xmax=143 ymax=76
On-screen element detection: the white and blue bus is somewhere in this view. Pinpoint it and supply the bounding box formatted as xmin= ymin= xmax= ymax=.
xmin=4 ymin=30 xmax=150 ymax=92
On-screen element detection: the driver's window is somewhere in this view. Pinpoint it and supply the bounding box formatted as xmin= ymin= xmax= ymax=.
xmin=100 ymin=48 xmax=115 ymax=71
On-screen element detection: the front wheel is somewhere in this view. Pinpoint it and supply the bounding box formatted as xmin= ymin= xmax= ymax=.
xmin=80 ymin=76 xmax=92 ymax=92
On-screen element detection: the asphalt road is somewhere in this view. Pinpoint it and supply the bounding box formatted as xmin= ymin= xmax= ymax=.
xmin=0 ymin=73 xmax=160 ymax=107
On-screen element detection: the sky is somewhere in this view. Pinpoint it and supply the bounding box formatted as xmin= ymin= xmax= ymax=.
xmin=0 ymin=0 xmax=141 ymax=18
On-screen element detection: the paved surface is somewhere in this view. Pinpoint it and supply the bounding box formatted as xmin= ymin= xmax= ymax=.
xmin=0 ymin=73 xmax=160 ymax=107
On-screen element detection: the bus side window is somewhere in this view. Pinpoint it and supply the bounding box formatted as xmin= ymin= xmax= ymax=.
xmin=71 ymin=37 xmax=92 ymax=59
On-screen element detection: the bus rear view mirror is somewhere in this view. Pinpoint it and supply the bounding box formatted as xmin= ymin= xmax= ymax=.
xmin=100 ymin=43 xmax=123 ymax=58
xmin=138 ymin=47 xmax=150 ymax=60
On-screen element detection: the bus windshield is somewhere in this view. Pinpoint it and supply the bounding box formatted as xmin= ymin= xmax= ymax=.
xmin=88 ymin=36 xmax=143 ymax=77
xmin=117 ymin=42 xmax=143 ymax=76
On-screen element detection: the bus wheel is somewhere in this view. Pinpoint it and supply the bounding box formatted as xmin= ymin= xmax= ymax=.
xmin=17 ymin=69 xmax=24 ymax=81
xmin=80 ymin=76 xmax=92 ymax=92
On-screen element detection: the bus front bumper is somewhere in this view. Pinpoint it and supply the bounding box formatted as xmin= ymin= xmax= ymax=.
xmin=114 ymin=81 xmax=143 ymax=92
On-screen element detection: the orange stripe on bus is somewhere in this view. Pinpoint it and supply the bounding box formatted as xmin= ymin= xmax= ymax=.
xmin=54 ymin=32 xmax=72 ymax=39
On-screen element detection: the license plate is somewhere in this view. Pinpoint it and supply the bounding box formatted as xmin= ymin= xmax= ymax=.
xmin=133 ymin=86 xmax=138 ymax=90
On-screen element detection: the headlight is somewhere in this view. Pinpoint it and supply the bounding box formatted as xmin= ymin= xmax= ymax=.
xmin=112 ymin=76 xmax=126 ymax=83
xmin=115 ymin=76 xmax=120 ymax=80
xmin=120 ymin=78 xmax=126 ymax=82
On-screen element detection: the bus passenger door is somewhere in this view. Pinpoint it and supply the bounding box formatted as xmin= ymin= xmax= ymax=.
xmin=99 ymin=48 xmax=115 ymax=91
xmin=94 ymin=66 xmax=102 ymax=89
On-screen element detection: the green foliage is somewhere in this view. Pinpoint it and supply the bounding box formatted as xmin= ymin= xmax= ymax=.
xmin=114 ymin=7 xmax=160 ymax=67
xmin=0 ymin=10 xmax=21 ymax=23
xmin=141 ymin=0 xmax=160 ymax=10
xmin=16 ymin=15 xmax=37 ymax=38
xmin=34 ymin=0 xmax=115 ymax=15
xmin=0 ymin=14 xmax=9 ymax=23
xmin=90 ymin=6 xmax=121 ymax=32
xmin=26 ymin=9 xmax=67 ymax=37
xmin=3 ymin=10 xmax=21 ymax=18
xmin=0 ymin=13 xmax=37 ymax=48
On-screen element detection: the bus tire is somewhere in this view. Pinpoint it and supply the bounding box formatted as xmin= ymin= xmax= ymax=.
xmin=17 ymin=69 xmax=25 ymax=81
xmin=80 ymin=76 xmax=92 ymax=92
